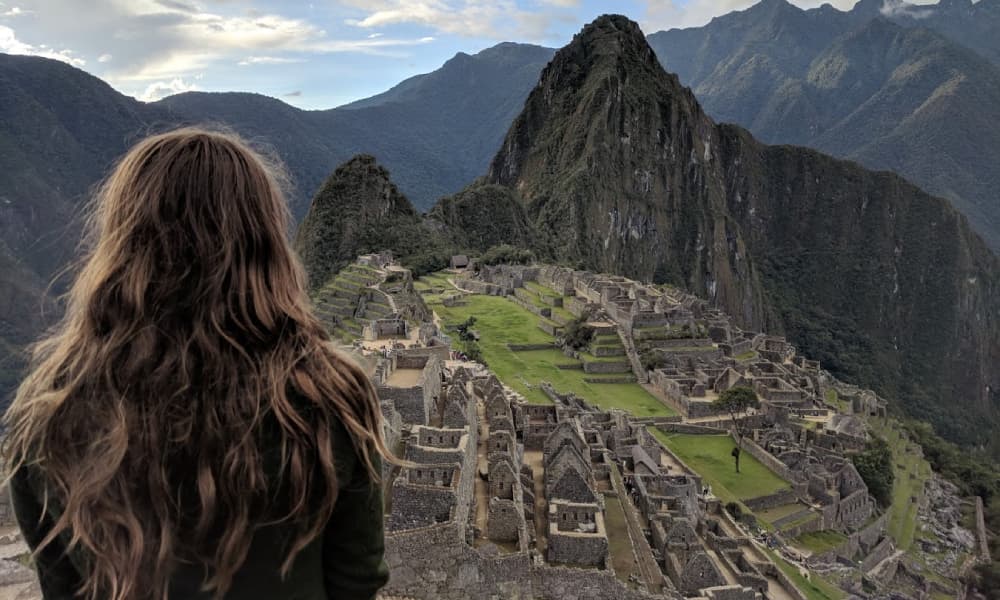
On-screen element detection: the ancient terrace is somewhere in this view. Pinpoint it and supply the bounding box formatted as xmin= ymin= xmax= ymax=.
xmin=310 ymin=256 xmax=975 ymax=599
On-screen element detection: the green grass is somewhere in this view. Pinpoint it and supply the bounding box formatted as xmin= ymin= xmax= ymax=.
xmin=824 ymin=389 xmax=848 ymax=412
xmin=424 ymin=281 xmax=674 ymax=416
xmin=735 ymin=350 xmax=758 ymax=361
xmin=524 ymin=281 xmax=560 ymax=298
xmin=579 ymin=351 xmax=629 ymax=364
xmin=649 ymin=431 xmax=790 ymax=504
xmin=763 ymin=548 xmax=846 ymax=600
xmin=794 ymin=530 xmax=849 ymax=555
xmin=757 ymin=503 xmax=807 ymax=524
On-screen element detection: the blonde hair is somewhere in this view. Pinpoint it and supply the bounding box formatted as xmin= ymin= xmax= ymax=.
xmin=2 ymin=128 xmax=390 ymax=599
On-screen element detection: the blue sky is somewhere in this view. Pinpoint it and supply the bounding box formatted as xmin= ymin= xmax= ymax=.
xmin=0 ymin=0 xmax=935 ymax=109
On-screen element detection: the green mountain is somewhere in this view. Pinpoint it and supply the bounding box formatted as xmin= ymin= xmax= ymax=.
xmin=647 ymin=0 xmax=1000 ymax=251
xmin=294 ymin=155 xmax=439 ymax=291
xmin=473 ymin=14 xmax=1000 ymax=452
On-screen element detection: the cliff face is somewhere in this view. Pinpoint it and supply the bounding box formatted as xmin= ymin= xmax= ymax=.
xmin=426 ymin=184 xmax=537 ymax=254
xmin=487 ymin=15 xmax=770 ymax=326
xmin=483 ymin=14 xmax=1000 ymax=449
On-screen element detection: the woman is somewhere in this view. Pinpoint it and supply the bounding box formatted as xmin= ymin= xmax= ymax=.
xmin=2 ymin=129 xmax=391 ymax=600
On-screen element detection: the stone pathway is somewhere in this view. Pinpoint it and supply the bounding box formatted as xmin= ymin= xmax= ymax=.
xmin=0 ymin=529 xmax=39 ymax=600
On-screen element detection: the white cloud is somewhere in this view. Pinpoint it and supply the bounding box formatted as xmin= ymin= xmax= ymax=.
xmin=880 ymin=0 xmax=935 ymax=19
xmin=340 ymin=0 xmax=576 ymax=41
xmin=0 ymin=25 xmax=85 ymax=66
xmin=70 ymin=3 xmax=444 ymax=82
xmin=138 ymin=76 xmax=197 ymax=101
xmin=2 ymin=6 xmax=31 ymax=17
xmin=237 ymin=55 xmax=304 ymax=66
xmin=98 ymin=53 xmax=112 ymax=62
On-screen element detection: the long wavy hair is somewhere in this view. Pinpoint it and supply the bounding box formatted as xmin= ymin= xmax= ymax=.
xmin=2 ymin=128 xmax=390 ymax=600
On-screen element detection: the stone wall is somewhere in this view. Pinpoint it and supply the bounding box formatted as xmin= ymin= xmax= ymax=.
xmin=530 ymin=565 xmax=667 ymax=600
xmin=656 ymin=424 xmax=725 ymax=438
xmin=547 ymin=529 xmax=608 ymax=567
xmin=453 ymin=278 xmax=503 ymax=295
xmin=383 ymin=520 xmax=667 ymax=599
xmin=975 ymin=496 xmax=991 ymax=561
xmin=508 ymin=343 xmax=556 ymax=351
xmin=582 ymin=360 xmax=631 ymax=374
xmin=860 ymin=536 xmax=895 ymax=572
xmin=735 ymin=434 xmax=799 ymax=485
xmin=744 ymin=489 xmax=799 ymax=512
xmin=0 ymin=483 xmax=12 ymax=526
xmin=388 ymin=478 xmax=459 ymax=531
xmin=487 ymin=496 xmax=524 ymax=543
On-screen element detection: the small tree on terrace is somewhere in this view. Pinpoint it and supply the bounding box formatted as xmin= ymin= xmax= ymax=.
xmin=713 ymin=386 xmax=760 ymax=474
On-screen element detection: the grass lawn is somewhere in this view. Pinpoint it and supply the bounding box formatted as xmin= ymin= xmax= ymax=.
xmin=757 ymin=503 xmax=807 ymax=524
xmin=794 ymin=530 xmax=849 ymax=555
xmin=649 ymin=431 xmax=790 ymax=504
xmin=424 ymin=281 xmax=674 ymax=417
xmin=524 ymin=281 xmax=560 ymax=299
xmin=763 ymin=548 xmax=846 ymax=600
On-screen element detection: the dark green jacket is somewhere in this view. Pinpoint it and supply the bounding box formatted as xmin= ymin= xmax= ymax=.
xmin=9 ymin=419 xmax=389 ymax=600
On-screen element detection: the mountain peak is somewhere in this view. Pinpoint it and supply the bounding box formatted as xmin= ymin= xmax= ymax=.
xmin=488 ymin=14 xmax=707 ymax=189
xmin=294 ymin=154 xmax=418 ymax=289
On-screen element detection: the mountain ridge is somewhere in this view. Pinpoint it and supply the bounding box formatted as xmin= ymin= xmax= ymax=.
xmin=469 ymin=14 xmax=1000 ymax=451
xmin=648 ymin=0 xmax=1000 ymax=252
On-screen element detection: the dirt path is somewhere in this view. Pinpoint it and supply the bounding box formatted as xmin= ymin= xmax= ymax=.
xmin=523 ymin=449 xmax=548 ymax=554
xmin=473 ymin=400 xmax=490 ymax=538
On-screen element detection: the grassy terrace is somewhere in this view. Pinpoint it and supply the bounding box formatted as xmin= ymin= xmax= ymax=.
xmin=794 ymin=530 xmax=848 ymax=555
xmin=422 ymin=278 xmax=674 ymax=417
xmin=649 ymin=431 xmax=790 ymax=505
xmin=868 ymin=418 xmax=932 ymax=551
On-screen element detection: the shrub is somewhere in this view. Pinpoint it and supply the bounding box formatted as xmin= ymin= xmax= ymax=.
xmin=562 ymin=317 xmax=594 ymax=350
xmin=852 ymin=437 xmax=894 ymax=507
xmin=479 ymin=244 xmax=535 ymax=266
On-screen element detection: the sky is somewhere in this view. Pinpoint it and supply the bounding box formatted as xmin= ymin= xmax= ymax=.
xmin=0 ymin=0 xmax=942 ymax=109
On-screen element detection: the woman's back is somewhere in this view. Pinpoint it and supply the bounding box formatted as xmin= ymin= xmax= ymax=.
xmin=2 ymin=129 xmax=391 ymax=600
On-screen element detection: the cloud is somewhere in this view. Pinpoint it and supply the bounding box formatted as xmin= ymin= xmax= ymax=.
xmin=880 ymin=0 xmax=935 ymax=19
xmin=237 ymin=55 xmax=304 ymax=66
xmin=139 ymin=77 xmax=198 ymax=101
xmin=98 ymin=53 xmax=112 ymax=62
xmin=283 ymin=90 xmax=302 ymax=97
xmin=2 ymin=6 xmax=30 ymax=17
xmin=0 ymin=25 xmax=85 ymax=66
xmin=340 ymin=0 xmax=577 ymax=41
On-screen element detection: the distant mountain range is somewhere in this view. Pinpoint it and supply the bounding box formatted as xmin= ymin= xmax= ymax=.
xmin=0 ymin=45 xmax=553 ymax=399
xmin=648 ymin=0 xmax=1000 ymax=251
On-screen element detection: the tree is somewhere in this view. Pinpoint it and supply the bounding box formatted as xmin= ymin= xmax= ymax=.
xmin=851 ymin=437 xmax=895 ymax=507
xmin=713 ymin=387 xmax=760 ymax=473
xmin=455 ymin=316 xmax=477 ymax=342
xmin=562 ymin=317 xmax=594 ymax=350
